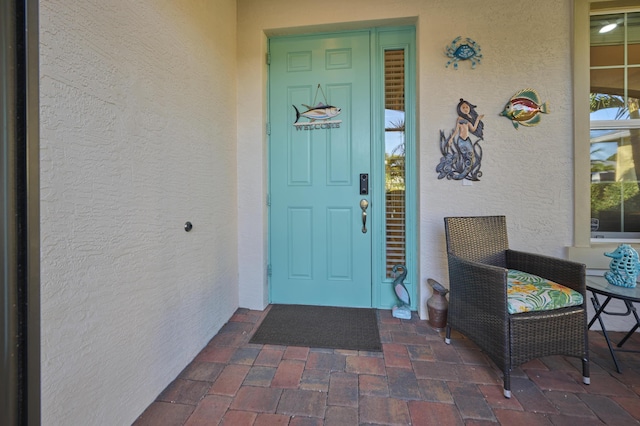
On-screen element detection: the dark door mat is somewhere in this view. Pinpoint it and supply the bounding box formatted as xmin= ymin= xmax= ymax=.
xmin=249 ymin=304 xmax=382 ymax=352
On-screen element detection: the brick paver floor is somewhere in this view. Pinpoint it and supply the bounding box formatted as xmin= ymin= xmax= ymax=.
xmin=134 ymin=307 xmax=640 ymax=425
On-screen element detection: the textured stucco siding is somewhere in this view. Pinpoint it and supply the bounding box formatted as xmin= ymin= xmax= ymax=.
xmin=236 ymin=0 xmax=575 ymax=319
xmin=37 ymin=0 xmax=587 ymax=423
xmin=39 ymin=1 xmax=238 ymax=424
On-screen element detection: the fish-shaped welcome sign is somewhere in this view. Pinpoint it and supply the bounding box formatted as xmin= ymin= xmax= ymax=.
xmin=293 ymin=85 xmax=343 ymax=130
xmin=500 ymin=88 xmax=549 ymax=129
xmin=293 ymin=102 xmax=342 ymax=130
xmin=293 ymin=103 xmax=341 ymax=122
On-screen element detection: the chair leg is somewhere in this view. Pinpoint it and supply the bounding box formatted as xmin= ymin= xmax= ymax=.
xmin=582 ymin=357 xmax=590 ymax=385
xmin=503 ymin=372 xmax=511 ymax=398
xmin=445 ymin=324 xmax=451 ymax=344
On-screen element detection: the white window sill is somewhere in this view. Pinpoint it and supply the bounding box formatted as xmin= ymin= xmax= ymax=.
xmin=568 ymin=243 xmax=640 ymax=269
xmin=590 ymin=239 xmax=640 ymax=244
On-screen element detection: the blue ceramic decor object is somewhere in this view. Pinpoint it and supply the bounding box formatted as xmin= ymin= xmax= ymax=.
xmin=604 ymin=244 xmax=640 ymax=288
xmin=391 ymin=264 xmax=411 ymax=319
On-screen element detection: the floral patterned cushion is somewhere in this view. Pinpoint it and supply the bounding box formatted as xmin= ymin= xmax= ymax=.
xmin=507 ymin=269 xmax=583 ymax=314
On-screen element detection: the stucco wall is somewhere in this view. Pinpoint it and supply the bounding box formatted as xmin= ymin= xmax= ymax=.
xmin=236 ymin=0 xmax=575 ymax=318
xmin=39 ymin=1 xmax=238 ymax=424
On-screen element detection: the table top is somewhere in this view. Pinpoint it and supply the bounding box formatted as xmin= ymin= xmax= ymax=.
xmin=586 ymin=275 xmax=640 ymax=303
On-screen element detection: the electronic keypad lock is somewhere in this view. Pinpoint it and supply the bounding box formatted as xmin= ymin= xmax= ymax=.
xmin=360 ymin=173 xmax=369 ymax=195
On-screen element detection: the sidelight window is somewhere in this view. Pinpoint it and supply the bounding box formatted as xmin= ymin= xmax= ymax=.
xmin=384 ymin=49 xmax=406 ymax=277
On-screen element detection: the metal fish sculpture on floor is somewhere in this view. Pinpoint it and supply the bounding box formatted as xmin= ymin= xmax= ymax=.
xmin=500 ymin=88 xmax=549 ymax=129
xmin=391 ymin=264 xmax=411 ymax=320
xmin=293 ymin=103 xmax=341 ymax=123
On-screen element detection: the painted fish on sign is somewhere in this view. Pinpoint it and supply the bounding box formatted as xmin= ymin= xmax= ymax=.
xmin=293 ymin=103 xmax=341 ymax=123
xmin=500 ymin=88 xmax=549 ymax=129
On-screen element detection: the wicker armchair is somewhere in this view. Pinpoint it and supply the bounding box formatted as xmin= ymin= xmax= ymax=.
xmin=443 ymin=216 xmax=589 ymax=398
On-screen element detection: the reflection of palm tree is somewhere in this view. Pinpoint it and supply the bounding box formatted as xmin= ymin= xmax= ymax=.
xmin=590 ymin=93 xmax=627 ymax=119
xmin=629 ymin=103 xmax=640 ymax=231
xmin=386 ymin=153 xmax=404 ymax=191
xmin=386 ymin=118 xmax=405 ymax=192
xmin=391 ymin=142 xmax=405 ymax=157
xmin=386 ymin=119 xmax=405 ymax=132
xmin=590 ymin=95 xmax=639 ymax=171
xmin=591 ymin=93 xmax=640 ymax=231
xmin=386 ymin=118 xmax=406 ymax=156
xmin=590 ymin=146 xmax=615 ymax=173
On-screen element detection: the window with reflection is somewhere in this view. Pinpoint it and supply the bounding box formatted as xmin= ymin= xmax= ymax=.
xmin=590 ymin=11 xmax=640 ymax=238
xmin=384 ymin=49 xmax=406 ymax=276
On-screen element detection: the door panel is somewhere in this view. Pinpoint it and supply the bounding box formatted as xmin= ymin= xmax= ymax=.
xmin=269 ymin=32 xmax=372 ymax=307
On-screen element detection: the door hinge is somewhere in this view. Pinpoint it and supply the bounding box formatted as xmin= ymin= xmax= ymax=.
xmin=267 ymin=264 xmax=272 ymax=277
xmin=266 ymin=122 xmax=271 ymax=135
xmin=266 ymin=194 xmax=271 ymax=206
xmin=266 ymin=53 xmax=271 ymax=65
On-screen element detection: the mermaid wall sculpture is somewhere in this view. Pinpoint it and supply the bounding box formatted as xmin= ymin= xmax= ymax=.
xmin=436 ymin=98 xmax=484 ymax=181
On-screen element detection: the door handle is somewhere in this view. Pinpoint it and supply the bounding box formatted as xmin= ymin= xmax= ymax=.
xmin=360 ymin=199 xmax=369 ymax=233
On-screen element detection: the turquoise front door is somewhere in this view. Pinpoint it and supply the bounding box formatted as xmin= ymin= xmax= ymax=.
xmin=269 ymin=32 xmax=372 ymax=307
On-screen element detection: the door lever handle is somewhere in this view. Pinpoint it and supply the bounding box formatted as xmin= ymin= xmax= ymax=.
xmin=360 ymin=199 xmax=369 ymax=233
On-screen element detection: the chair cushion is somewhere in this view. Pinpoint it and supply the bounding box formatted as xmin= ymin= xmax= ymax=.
xmin=507 ymin=269 xmax=584 ymax=314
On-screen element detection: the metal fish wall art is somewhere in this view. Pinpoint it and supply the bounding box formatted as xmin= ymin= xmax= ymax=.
xmin=500 ymin=88 xmax=549 ymax=129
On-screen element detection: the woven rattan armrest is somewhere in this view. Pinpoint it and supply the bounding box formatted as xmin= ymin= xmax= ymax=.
xmin=447 ymin=253 xmax=509 ymax=319
xmin=506 ymin=249 xmax=586 ymax=296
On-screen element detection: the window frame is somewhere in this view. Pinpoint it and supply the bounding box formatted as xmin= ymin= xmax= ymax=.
xmin=571 ymin=0 xmax=640 ymax=267
xmin=573 ymin=0 xmax=640 ymax=247
xmin=589 ymin=9 xmax=640 ymax=239
xmin=372 ymin=27 xmax=416 ymax=309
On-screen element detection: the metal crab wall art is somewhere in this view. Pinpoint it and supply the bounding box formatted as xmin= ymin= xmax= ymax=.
xmin=445 ymin=36 xmax=482 ymax=70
